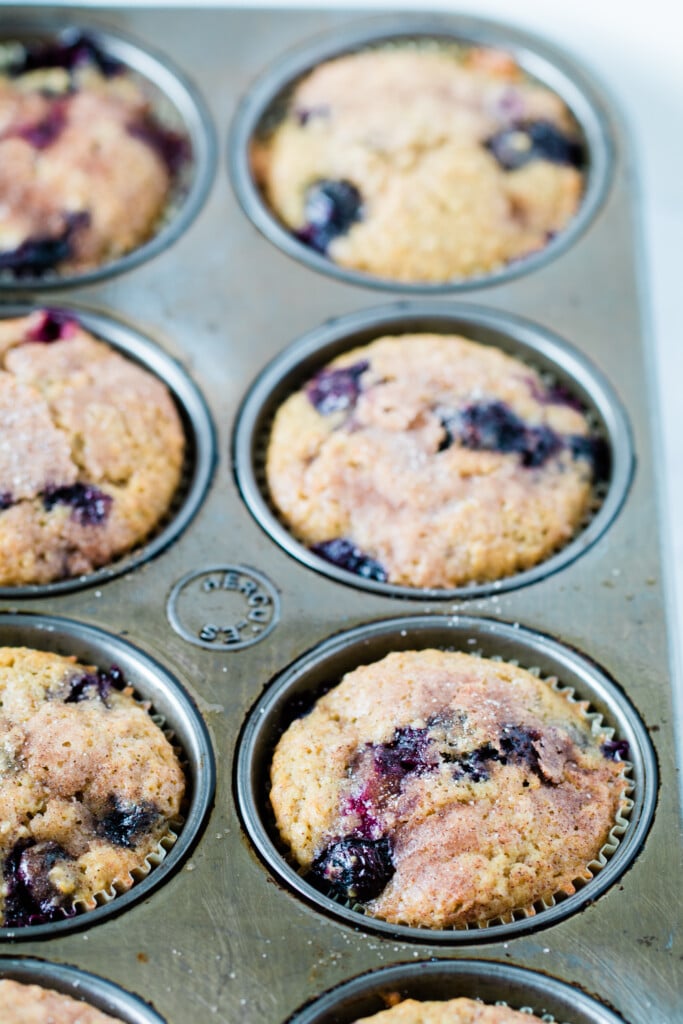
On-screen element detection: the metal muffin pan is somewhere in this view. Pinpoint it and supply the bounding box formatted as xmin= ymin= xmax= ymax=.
xmin=0 ymin=612 xmax=216 ymax=941
xmin=229 ymin=13 xmax=613 ymax=295
xmin=0 ymin=18 xmax=216 ymax=292
xmin=0 ymin=303 xmax=216 ymax=598
xmin=0 ymin=957 xmax=166 ymax=1023
xmin=0 ymin=7 xmax=678 ymax=1024
xmin=236 ymin=614 xmax=656 ymax=943
xmin=286 ymin=960 xmax=627 ymax=1024
xmin=234 ymin=301 xmax=634 ymax=599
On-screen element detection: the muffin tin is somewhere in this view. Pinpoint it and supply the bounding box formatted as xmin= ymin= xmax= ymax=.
xmin=0 ymin=7 xmax=679 ymax=1024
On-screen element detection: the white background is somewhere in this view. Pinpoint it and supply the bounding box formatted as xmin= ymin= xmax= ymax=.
xmin=11 ymin=0 xmax=683 ymax=689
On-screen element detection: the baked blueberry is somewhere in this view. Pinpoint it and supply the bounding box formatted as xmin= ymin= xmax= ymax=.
xmin=486 ymin=120 xmax=584 ymax=171
xmin=0 ymin=493 xmax=13 ymax=510
xmin=441 ymin=401 xmax=562 ymax=468
xmin=449 ymin=742 xmax=501 ymax=783
xmin=97 ymin=795 xmax=159 ymax=848
xmin=296 ymin=179 xmax=363 ymax=254
xmin=311 ymin=538 xmax=387 ymax=581
xmin=64 ymin=664 xmax=125 ymax=704
xmin=306 ymin=360 xmax=369 ymax=415
xmin=601 ymin=738 xmax=630 ymax=761
xmin=311 ymin=835 xmax=394 ymax=902
xmin=569 ymin=434 xmax=610 ymax=482
xmin=43 ymin=483 xmax=112 ymax=526
xmin=25 ymin=308 xmax=78 ymax=343
xmin=15 ymin=100 xmax=68 ymax=150
xmin=3 ymin=840 xmax=72 ymax=927
xmin=373 ymin=726 xmax=435 ymax=779
xmin=9 ymin=30 xmax=122 ymax=78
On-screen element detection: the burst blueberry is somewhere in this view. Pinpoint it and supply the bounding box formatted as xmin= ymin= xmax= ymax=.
xmin=0 ymin=211 xmax=89 ymax=277
xmin=440 ymin=401 xmax=562 ymax=467
xmin=373 ymin=726 xmax=435 ymax=779
xmin=9 ymin=30 xmax=122 ymax=78
xmin=568 ymin=434 xmax=610 ymax=482
xmin=311 ymin=538 xmax=387 ymax=582
xmin=16 ymin=100 xmax=68 ymax=150
xmin=97 ymin=795 xmax=159 ymax=848
xmin=486 ymin=120 xmax=584 ymax=171
xmin=3 ymin=840 xmax=73 ymax=927
xmin=306 ymin=360 xmax=369 ymax=415
xmin=64 ymin=664 xmax=125 ymax=704
xmin=0 ymin=492 xmax=13 ymax=511
xmin=296 ymin=179 xmax=363 ymax=254
xmin=601 ymin=738 xmax=630 ymax=761
xmin=43 ymin=483 xmax=112 ymax=526
xmin=25 ymin=308 xmax=78 ymax=343
xmin=449 ymin=742 xmax=501 ymax=783
xmin=311 ymin=835 xmax=394 ymax=902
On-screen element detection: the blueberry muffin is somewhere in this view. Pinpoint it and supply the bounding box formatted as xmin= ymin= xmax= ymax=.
xmin=0 ymin=310 xmax=185 ymax=586
xmin=270 ymin=650 xmax=629 ymax=929
xmin=0 ymin=646 xmax=185 ymax=927
xmin=354 ymin=999 xmax=547 ymax=1024
xmin=0 ymin=980 xmax=121 ymax=1023
xmin=0 ymin=30 xmax=188 ymax=278
xmin=265 ymin=333 xmax=607 ymax=589
xmin=252 ymin=43 xmax=584 ymax=282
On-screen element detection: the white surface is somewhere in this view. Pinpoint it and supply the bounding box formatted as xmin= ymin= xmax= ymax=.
xmin=9 ymin=1 xmax=683 ymax=677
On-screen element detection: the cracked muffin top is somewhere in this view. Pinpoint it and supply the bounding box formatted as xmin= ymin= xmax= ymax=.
xmin=353 ymin=998 xmax=547 ymax=1024
xmin=265 ymin=333 xmax=607 ymax=589
xmin=0 ymin=30 xmax=188 ymax=279
xmin=252 ymin=42 xmax=585 ymax=283
xmin=0 ymin=646 xmax=185 ymax=928
xmin=0 ymin=310 xmax=185 ymax=586
xmin=0 ymin=979 xmax=122 ymax=1023
xmin=270 ymin=649 xmax=629 ymax=929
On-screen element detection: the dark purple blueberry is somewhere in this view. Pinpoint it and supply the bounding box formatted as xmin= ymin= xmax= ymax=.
xmin=306 ymin=359 xmax=369 ymax=415
xmin=0 ymin=492 xmax=13 ymax=511
xmin=64 ymin=664 xmax=125 ymax=705
xmin=373 ymin=726 xmax=435 ymax=779
xmin=311 ymin=538 xmax=387 ymax=582
xmin=311 ymin=835 xmax=394 ymax=902
xmin=568 ymin=434 xmax=611 ymax=482
xmin=528 ymin=378 xmax=586 ymax=413
xmin=43 ymin=483 xmax=112 ymax=526
xmin=499 ymin=724 xmax=543 ymax=774
xmin=25 ymin=308 xmax=78 ymax=343
xmin=127 ymin=116 xmax=190 ymax=176
xmin=485 ymin=120 xmax=584 ymax=171
xmin=3 ymin=840 xmax=74 ymax=927
xmin=601 ymin=738 xmax=630 ymax=761
xmin=295 ymin=105 xmax=330 ymax=126
xmin=0 ymin=211 xmax=89 ymax=277
xmin=9 ymin=30 xmax=122 ymax=78
xmin=97 ymin=796 xmax=159 ymax=848
xmin=296 ymin=179 xmax=363 ymax=254
xmin=440 ymin=401 xmax=562 ymax=468
xmin=449 ymin=742 xmax=501 ymax=783
xmin=15 ymin=99 xmax=68 ymax=149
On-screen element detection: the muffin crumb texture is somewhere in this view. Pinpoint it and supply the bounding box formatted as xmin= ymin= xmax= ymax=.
xmin=0 ymin=980 xmax=122 ymax=1023
xmin=253 ymin=44 xmax=585 ymax=282
xmin=270 ymin=650 xmax=628 ymax=929
xmin=353 ymin=997 xmax=547 ymax=1024
xmin=0 ymin=30 xmax=188 ymax=278
xmin=0 ymin=646 xmax=185 ymax=927
xmin=0 ymin=311 xmax=185 ymax=586
xmin=266 ymin=333 xmax=607 ymax=589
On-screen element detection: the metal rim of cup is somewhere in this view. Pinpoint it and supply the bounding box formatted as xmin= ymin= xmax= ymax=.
xmin=229 ymin=12 xmax=614 ymax=294
xmin=233 ymin=300 xmax=634 ymax=600
xmin=235 ymin=614 xmax=657 ymax=945
xmin=0 ymin=612 xmax=216 ymax=941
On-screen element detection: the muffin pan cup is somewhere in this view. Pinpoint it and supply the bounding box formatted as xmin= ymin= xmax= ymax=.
xmin=0 ymin=7 xmax=679 ymax=1024
xmin=229 ymin=13 xmax=613 ymax=294
xmin=236 ymin=615 xmax=655 ymax=943
xmin=0 ymin=612 xmax=216 ymax=942
xmin=285 ymin=960 xmax=628 ymax=1024
xmin=0 ymin=957 xmax=166 ymax=1023
xmin=0 ymin=303 xmax=217 ymax=598
xmin=0 ymin=19 xmax=217 ymax=292
xmin=233 ymin=301 xmax=634 ymax=599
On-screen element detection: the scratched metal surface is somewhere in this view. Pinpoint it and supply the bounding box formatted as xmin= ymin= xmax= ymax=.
xmin=0 ymin=7 xmax=680 ymax=1024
